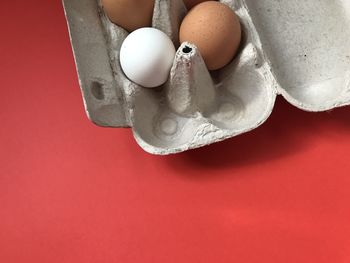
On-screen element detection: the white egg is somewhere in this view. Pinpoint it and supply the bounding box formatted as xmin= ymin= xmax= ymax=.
xmin=119 ymin=28 xmax=176 ymax=88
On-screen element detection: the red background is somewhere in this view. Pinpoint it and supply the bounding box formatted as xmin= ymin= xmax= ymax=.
xmin=1 ymin=1 xmax=350 ymax=262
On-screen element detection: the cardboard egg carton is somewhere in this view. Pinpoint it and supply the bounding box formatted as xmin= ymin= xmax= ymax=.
xmin=63 ymin=0 xmax=350 ymax=155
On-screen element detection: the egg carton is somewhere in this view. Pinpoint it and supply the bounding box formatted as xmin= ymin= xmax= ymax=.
xmin=63 ymin=0 xmax=350 ymax=155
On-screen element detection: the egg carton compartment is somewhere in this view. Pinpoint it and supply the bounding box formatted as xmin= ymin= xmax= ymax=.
xmin=63 ymin=0 xmax=350 ymax=154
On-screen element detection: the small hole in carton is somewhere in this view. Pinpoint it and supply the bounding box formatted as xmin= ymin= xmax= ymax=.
xmin=91 ymin=81 xmax=105 ymax=100
xmin=182 ymin=46 xmax=192 ymax=54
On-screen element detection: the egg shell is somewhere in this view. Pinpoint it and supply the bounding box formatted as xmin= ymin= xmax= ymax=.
xmin=63 ymin=0 xmax=350 ymax=154
xmin=119 ymin=28 xmax=176 ymax=88
xmin=101 ymin=0 xmax=154 ymax=32
xmin=183 ymin=0 xmax=215 ymax=10
xmin=180 ymin=1 xmax=242 ymax=70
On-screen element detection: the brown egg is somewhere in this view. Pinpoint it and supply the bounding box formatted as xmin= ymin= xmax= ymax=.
xmin=179 ymin=1 xmax=241 ymax=70
xmin=183 ymin=0 xmax=216 ymax=10
xmin=102 ymin=0 xmax=155 ymax=32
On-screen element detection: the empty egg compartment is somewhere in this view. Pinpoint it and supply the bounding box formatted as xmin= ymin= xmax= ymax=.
xmin=244 ymin=0 xmax=350 ymax=111
xmin=125 ymin=0 xmax=276 ymax=154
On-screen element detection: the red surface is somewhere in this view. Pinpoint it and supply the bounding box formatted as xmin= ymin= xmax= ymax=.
xmin=1 ymin=1 xmax=350 ymax=262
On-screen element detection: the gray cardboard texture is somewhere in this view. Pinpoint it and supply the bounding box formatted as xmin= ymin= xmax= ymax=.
xmin=63 ymin=0 xmax=350 ymax=155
